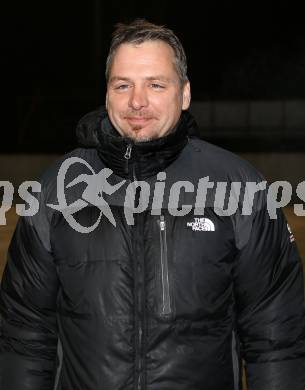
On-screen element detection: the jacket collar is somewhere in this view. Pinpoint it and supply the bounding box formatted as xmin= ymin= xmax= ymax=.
xmin=76 ymin=107 xmax=199 ymax=179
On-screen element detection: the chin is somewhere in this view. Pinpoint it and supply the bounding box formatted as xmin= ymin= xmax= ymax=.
xmin=128 ymin=128 xmax=159 ymax=143
xmin=132 ymin=133 xmax=156 ymax=143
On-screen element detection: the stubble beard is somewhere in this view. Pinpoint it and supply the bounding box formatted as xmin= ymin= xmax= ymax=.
xmin=129 ymin=125 xmax=156 ymax=143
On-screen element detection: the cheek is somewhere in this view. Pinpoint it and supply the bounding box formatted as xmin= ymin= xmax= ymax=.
xmin=108 ymin=94 xmax=127 ymax=110
xmin=151 ymin=94 xmax=177 ymax=113
xmin=158 ymin=97 xmax=181 ymax=120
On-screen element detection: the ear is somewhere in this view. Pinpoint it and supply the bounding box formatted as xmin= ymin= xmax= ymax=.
xmin=105 ymin=91 xmax=109 ymax=110
xmin=182 ymin=81 xmax=191 ymax=110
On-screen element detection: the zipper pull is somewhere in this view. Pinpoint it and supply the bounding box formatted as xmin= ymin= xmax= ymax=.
xmin=160 ymin=215 xmax=165 ymax=230
xmin=124 ymin=144 xmax=132 ymax=160
xmin=124 ymin=144 xmax=133 ymax=176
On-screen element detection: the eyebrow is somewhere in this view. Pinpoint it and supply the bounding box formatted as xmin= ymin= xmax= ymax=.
xmin=109 ymin=75 xmax=172 ymax=84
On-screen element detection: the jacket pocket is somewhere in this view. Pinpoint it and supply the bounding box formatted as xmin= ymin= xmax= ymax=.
xmin=158 ymin=214 xmax=172 ymax=317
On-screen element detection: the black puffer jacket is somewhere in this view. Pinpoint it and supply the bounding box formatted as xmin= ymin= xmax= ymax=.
xmin=1 ymin=108 xmax=305 ymax=390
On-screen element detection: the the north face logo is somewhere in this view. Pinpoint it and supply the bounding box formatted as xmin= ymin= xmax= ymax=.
xmin=186 ymin=218 xmax=215 ymax=231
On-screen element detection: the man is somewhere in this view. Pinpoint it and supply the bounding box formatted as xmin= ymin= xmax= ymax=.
xmin=1 ymin=19 xmax=305 ymax=390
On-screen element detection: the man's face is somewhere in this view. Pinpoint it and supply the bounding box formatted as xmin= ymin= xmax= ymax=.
xmin=106 ymin=40 xmax=191 ymax=142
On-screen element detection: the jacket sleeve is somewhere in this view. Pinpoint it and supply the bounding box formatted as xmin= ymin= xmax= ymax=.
xmin=0 ymin=195 xmax=59 ymax=389
xmin=233 ymin=204 xmax=305 ymax=390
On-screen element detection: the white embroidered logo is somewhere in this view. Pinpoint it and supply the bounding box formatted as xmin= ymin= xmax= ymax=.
xmin=186 ymin=217 xmax=215 ymax=231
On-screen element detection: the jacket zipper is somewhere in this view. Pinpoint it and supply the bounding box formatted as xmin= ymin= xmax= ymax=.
xmin=159 ymin=215 xmax=171 ymax=316
xmin=124 ymin=144 xmax=133 ymax=176
xmin=125 ymin=143 xmax=145 ymax=390
xmin=124 ymin=143 xmax=138 ymax=181
xmin=136 ymin=196 xmax=145 ymax=390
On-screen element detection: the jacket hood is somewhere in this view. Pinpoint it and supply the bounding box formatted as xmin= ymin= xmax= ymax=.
xmin=76 ymin=106 xmax=200 ymax=179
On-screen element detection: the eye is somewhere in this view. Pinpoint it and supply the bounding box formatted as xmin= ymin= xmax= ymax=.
xmin=150 ymin=83 xmax=165 ymax=89
xmin=114 ymin=84 xmax=129 ymax=90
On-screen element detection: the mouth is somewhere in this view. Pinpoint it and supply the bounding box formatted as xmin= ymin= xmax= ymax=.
xmin=126 ymin=117 xmax=153 ymax=126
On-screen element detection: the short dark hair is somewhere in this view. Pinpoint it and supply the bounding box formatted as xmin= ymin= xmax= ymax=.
xmin=105 ymin=19 xmax=188 ymax=86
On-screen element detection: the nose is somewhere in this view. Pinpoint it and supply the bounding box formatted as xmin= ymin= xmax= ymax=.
xmin=128 ymin=85 xmax=149 ymax=110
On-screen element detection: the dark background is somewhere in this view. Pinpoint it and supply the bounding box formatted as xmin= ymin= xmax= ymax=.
xmin=8 ymin=3 xmax=305 ymax=153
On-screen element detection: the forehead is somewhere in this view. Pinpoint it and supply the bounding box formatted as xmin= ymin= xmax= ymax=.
xmin=109 ymin=40 xmax=177 ymax=78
